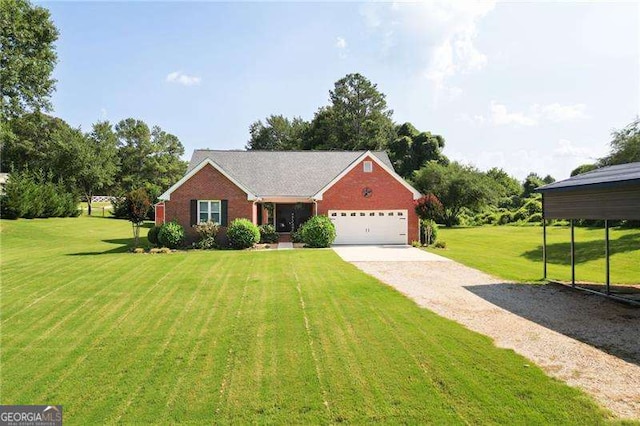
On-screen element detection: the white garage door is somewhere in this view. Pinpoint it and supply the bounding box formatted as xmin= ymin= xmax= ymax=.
xmin=329 ymin=210 xmax=408 ymax=245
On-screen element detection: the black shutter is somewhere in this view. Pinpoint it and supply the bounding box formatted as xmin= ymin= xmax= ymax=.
xmin=221 ymin=200 xmax=228 ymax=226
xmin=190 ymin=199 xmax=198 ymax=226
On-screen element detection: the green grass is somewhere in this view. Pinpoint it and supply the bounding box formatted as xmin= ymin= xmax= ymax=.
xmin=1 ymin=217 xmax=612 ymax=424
xmin=427 ymin=225 xmax=640 ymax=284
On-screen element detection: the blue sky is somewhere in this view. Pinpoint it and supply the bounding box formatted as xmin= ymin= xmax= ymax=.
xmin=44 ymin=1 xmax=639 ymax=180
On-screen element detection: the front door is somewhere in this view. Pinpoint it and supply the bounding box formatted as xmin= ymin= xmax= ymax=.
xmin=275 ymin=203 xmax=313 ymax=232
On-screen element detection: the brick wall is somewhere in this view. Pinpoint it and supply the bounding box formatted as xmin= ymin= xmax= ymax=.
xmin=164 ymin=164 xmax=253 ymax=241
xmin=316 ymin=156 xmax=420 ymax=243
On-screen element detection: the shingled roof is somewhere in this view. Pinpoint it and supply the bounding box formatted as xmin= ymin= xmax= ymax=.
xmin=171 ymin=150 xmax=396 ymax=198
xmin=537 ymin=162 xmax=640 ymax=193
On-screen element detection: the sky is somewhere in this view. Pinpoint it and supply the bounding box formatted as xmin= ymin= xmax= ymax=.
xmin=43 ymin=1 xmax=639 ymax=181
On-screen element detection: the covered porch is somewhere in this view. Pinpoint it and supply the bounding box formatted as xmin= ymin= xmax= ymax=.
xmin=254 ymin=198 xmax=316 ymax=241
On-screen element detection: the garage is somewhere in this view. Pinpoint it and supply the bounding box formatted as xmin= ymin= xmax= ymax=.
xmin=329 ymin=210 xmax=408 ymax=245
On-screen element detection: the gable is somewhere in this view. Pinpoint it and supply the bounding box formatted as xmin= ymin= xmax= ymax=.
xmin=313 ymin=153 xmax=421 ymax=200
xmin=159 ymin=158 xmax=256 ymax=201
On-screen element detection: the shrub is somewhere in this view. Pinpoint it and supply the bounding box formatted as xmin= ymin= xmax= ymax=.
xmin=411 ymin=240 xmax=421 ymax=248
xmin=434 ymin=240 xmax=447 ymax=249
xmin=110 ymin=197 xmax=128 ymax=219
xmin=227 ymin=218 xmax=260 ymax=249
xmin=258 ymin=224 xmax=279 ymax=243
xmin=299 ymin=215 xmax=336 ymax=248
xmin=498 ymin=211 xmax=513 ymax=225
xmin=291 ymin=229 xmax=304 ymax=243
xmin=158 ymin=220 xmax=185 ymax=249
xmin=132 ymin=247 xmax=145 ymax=254
xmin=193 ymin=221 xmax=220 ymax=249
xmin=147 ymin=225 xmax=161 ymax=245
xmin=527 ymin=212 xmax=543 ymax=223
xmin=0 ymin=170 xmax=80 ymax=219
xmin=421 ymin=219 xmax=438 ymax=245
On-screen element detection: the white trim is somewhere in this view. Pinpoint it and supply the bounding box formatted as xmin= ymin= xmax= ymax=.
xmin=158 ymin=158 xmax=257 ymax=201
xmin=313 ymin=151 xmax=422 ymax=201
xmin=197 ymin=200 xmax=221 ymax=224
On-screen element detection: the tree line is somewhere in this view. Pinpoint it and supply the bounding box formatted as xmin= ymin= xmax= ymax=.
xmin=1 ymin=0 xmax=187 ymax=218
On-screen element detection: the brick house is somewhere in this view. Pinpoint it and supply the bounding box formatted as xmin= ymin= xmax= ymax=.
xmin=157 ymin=150 xmax=422 ymax=244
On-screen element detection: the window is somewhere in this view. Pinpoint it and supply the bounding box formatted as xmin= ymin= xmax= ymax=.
xmin=378 ymin=212 xmax=384 ymax=216
xmin=198 ymin=200 xmax=221 ymax=224
xmin=350 ymin=212 xmax=356 ymax=216
xmin=341 ymin=212 xmax=347 ymax=216
xmin=369 ymin=212 xmax=375 ymax=216
xmin=389 ymin=212 xmax=394 ymax=216
xmin=363 ymin=161 xmax=373 ymax=173
xmin=398 ymin=212 xmax=403 ymax=216
xmin=360 ymin=212 xmax=365 ymax=216
xmin=331 ymin=212 xmax=337 ymax=217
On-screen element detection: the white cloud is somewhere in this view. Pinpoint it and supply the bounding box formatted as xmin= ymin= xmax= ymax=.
xmin=360 ymin=1 xmax=496 ymax=102
xmin=166 ymin=71 xmax=201 ymax=86
xmin=462 ymin=101 xmax=589 ymax=127
xmin=535 ymin=103 xmax=588 ymax=122
xmin=554 ymin=138 xmax=602 ymax=159
xmin=335 ymin=36 xmax=348 ymax=58
xmin=489 ymin=101 xmax=538 ymax=126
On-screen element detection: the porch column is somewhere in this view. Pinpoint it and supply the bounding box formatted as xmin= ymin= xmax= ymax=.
xmin=252 ymin=202 xmax=258 ymax=225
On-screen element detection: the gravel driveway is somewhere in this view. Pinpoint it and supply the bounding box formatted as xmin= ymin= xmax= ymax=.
xmin=333 ymin=246 xmax=640 ymax=419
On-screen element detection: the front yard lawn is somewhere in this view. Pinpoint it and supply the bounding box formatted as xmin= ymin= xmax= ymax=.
xmin=1 ymin=217 xmax=610 ymax=423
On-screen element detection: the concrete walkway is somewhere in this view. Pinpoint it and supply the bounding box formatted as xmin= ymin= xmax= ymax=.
xmin=334 ymin=247 xmax=640 ymax=420
xmin=332 ymin=245 xmax=452 ymax=262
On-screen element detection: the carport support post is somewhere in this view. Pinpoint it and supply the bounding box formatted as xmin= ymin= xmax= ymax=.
xmin=570 ymin=219 xmax=575 ymax=287
xmin=605 ymin=220 xmax=610 ymax=295
xmin=542 ymin=218 xmax=547 ymax=279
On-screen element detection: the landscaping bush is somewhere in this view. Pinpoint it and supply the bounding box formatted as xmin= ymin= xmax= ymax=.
xmin=193 ymin=221 xmax=220 ymax=249
xmin=299 ymin=215 xmax=336 ymax=248
xmin=291 ymin=228 xmax=304 ymax=243
xmin=434 ymin=240 xmax=447 ymax=249
xmin=258 ymin=224 xmax=279 ymax=244
xmin=158 ymin=221 xmax=185 ymax=249
xmin=421 ymin=219 xmax=438 ymax=245
xmin=227 ymin=218 xmax=260 ymax=249
xmin=147 ymin=225 xmax=161 ymax=245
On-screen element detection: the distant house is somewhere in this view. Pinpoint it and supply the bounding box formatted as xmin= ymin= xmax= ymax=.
xmin=157 ymin=150 xmax=421 ymax=244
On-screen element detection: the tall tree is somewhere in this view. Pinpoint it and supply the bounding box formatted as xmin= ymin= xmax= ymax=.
xmin=599 ymin=117 xmax=640 ymax=166
xmin=1 ymin=0 xmax=59 ymax=119
xmin=305 ymin=73 xmax=395 ymax=150
xmin=570 ymin=163 xmax=597 ymax=176
xmin=77 ymin=121 xmax=119 ymax=215
xmin=522 ymin=172 xmax=544 ymax=198
xmin=115 ymin=118 xmax=187 ymax=199
xmin=412 ymin=162 xmax=494 ymax=227
xmin=1 ymin=112 xmax=84 ymax=185
xmin=388 ymin=122 xmax=447 ymax=178
xmin=246 ymin=115 xmax=308 ymax=150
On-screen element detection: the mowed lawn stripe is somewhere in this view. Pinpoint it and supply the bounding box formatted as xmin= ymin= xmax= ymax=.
xmin=0 ymin=218 xmax=611 ymax=424
xmin=6 ymin=255 xmax=191 ymax=411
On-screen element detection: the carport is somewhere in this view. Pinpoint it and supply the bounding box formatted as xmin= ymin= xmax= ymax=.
xmin=536 ymin=162 xmax=640 ymax=305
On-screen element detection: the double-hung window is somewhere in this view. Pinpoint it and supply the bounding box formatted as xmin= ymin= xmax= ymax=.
xmin=198 ymin=200 xmax=221 ymax=224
